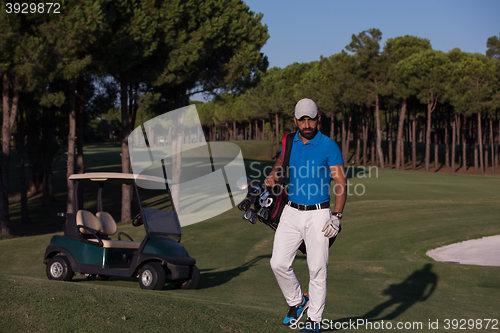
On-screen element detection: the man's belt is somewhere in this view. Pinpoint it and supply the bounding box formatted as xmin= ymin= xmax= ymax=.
xmin=287 ymin=201 xmax=330 ymax=211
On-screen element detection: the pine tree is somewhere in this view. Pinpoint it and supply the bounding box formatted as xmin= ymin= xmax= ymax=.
xmin=398 ymin=50 xmax=451 ymax=172
xmin=385 ymin=36 xmax=431 ymax=170
xmin=346 ymin=28 xmax=389 ymax=168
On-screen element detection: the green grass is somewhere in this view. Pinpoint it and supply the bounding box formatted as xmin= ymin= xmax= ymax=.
xmin=1 ymin=140 xmax=500 ymax=332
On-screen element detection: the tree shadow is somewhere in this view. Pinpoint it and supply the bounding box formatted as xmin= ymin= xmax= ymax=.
xmin=324 ymin=264 xmax=438 ymax=331
xmin=434 ymin=165 xmax=444 ymax=172
xmin=196 ymin=255 xmax=271 ymax=289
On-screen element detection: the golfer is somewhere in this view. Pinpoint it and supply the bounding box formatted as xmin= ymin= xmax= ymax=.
xmin=265 ymin=98 xmax=346 ymax=333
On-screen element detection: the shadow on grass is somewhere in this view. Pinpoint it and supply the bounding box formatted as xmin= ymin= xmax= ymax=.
xmin=197 ymin=255 xmax=272 ymax=289
xmin=10 ymin=214 xmax=66 ymax=237
xmin=69 ymin=254 xmax=295 ymax=290
xmin=324 ymin=264 xmax=438 ymax=331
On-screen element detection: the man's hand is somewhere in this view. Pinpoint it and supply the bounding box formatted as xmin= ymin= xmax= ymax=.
xmin=264 ymin=175 xmax=277 ymax=187
xmin=322 ymin=214 xmax=340 ymax=238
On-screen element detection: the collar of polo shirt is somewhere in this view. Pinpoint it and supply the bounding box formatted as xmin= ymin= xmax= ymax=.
xmin=294 ymin=129 xmax=321 ymax=146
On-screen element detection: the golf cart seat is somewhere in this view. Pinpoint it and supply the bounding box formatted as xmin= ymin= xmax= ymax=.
xmin=96 ymin=212 xmax=118 ymax=235
xmin=76 ymin=210 xmax=141 ymax=249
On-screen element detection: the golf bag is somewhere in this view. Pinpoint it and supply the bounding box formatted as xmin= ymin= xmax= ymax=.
xmin=237 ymin=182 xmax=280 ymax=230
xmin=237 ymin=133 xmax=294 ymax=228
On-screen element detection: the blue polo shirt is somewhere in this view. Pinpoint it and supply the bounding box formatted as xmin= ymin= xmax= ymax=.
xmin=287 ymin=130 xmax=343 ymax=205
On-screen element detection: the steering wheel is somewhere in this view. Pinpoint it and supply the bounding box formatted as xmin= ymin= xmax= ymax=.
xmin=132 ymin=213 xmax=143 ymax=227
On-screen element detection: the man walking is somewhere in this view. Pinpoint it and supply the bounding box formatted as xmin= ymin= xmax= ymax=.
xmin=265 ymin=98 xmax=347 ymax=332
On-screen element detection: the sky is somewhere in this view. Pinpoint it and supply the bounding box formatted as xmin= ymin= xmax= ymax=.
xmin=244 ymin=0 xmax=500 ymax=68
xmin=193 ymin=0 xmax=499 ymax=101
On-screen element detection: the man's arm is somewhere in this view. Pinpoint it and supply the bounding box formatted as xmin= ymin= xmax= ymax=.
xmin=264 ymin=154 xmax=282 ymax=187
xmin=330 ymin=164 xmax=347 ymax=213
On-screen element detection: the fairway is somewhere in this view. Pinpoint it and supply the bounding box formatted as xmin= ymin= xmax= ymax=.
xmin=1 ymin=142 xmax=500 ymax=332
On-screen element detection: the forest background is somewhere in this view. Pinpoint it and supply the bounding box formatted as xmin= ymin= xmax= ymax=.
xmin=1 ymin=0 xmax=499 ymax=237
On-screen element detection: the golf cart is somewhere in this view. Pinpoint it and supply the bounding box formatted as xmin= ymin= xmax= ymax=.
xmin=43 ymin=172 xmax=200 ymax=290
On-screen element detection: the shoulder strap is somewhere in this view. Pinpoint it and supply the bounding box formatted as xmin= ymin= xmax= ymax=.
xmin=278 ymin=131 xmax=295 ymax=184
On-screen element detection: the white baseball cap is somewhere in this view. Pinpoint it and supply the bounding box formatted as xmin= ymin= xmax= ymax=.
xmin=295 ymin=98 xmax=318 ymax=119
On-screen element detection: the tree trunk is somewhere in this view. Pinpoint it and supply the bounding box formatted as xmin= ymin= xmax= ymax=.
xmin=76 ymin=79 xmax=85 ymax=210
xmin=341 ymin=111 xmax=346 ymax=162
xmin=375 ymin=96 xmax=384 ymax=168
xmin=451 ymin=114 xmax=456 ymax=173
xmin=1 ymin=73 xmax=19 ymax=235
xmin=262 ymin=119 xmax=265 ymax=140
xmin=120 ymin=79 xmax=132 ymax=223
xmin=400 ymin=134 xmax=404 ymax=169
xmin=346 ymin=115 xmax=352 ymax=164
xmin=474 ymin=132 xmax=478 ymax=171
xmin=495 ymin=115 xmax=500 ymax=168
xmin=407 ymin=117 xmax=412 ymax=167
xmin=330 ymin=112 xmax=335 ymax=139
xmin=384 ymin=109 xmax=389 ymax=167
xmin=362 ymin=118 xmax=368 ymax=168
xmin=461 ymin=115 xmax=467 ymax=172
xmin=66 ymin=79 xmax=77 ymax=213
xmin=434 ymin=132 xmax=439 ymax=169
xmin=485 ymin=147 xmax=489 ymax=172
xmin=388 ymin=112 xmax=393 ymax=168
xmin=444 ymin=115 xmax=449 ymax=168
xmin=1 ymin=73 xmax=9 ymax=235
xmin=490 ymin=118 xmax=495 ymax=174
xmin=76 ymin=80 xmax=85 ymax=174
xmin=478 ymin=112 xmax=484 ymax=174
xmin=425 ymin=99 xmax=436 ymax=172
xmin=17 ymin=98 xmax=30 ymax=223
xmin=412 ymin=110 xmax=417 ymax=170
xmin=395 ymin=100 xmax=406 ymax=170
xmin=424 ymin=106 xmax=430 ymax=171
xmin=355 ymin=124 xmax=361 ymax=166
xmin=371 ymin=140 xmax=375 ymax=166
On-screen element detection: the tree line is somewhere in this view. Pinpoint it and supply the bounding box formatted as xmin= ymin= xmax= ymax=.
xmin=0 ymin=0 xmax=269 ymax=236
xmin=198 ymin=29 xmax=500 ymax=178
xmin=1 ymin=2 xmax=499 ymax=238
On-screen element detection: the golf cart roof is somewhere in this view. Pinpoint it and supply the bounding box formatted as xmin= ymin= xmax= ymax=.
xmin=68 ymin=172 xmax=176 ymax=185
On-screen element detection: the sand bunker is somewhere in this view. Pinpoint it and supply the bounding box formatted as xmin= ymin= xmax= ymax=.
xmin=426 ymin=235 xmax=500 ymax=267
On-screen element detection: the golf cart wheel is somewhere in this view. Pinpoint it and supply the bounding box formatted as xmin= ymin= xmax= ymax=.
xmin=46 ymin=255 xmax=74 ymax=281
xmin=175 ymin=265 xmax=200 ymax=290
xmin=139 ymin=262 xmax=166 ymax=290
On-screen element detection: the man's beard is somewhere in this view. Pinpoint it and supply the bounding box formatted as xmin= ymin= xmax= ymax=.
xmin=299 ymin=127 xmax=317 ymax=140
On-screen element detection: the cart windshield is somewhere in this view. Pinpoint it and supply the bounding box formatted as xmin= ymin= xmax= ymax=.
xmin=134 ymin=163 xmax=182 ymax=237
xmin=136 ymin=185 xmax=182 ymax=236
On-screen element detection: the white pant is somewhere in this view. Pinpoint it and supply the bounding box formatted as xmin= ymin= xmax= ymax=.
xmin=270 ymin=204 xmax=330 ymax=322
